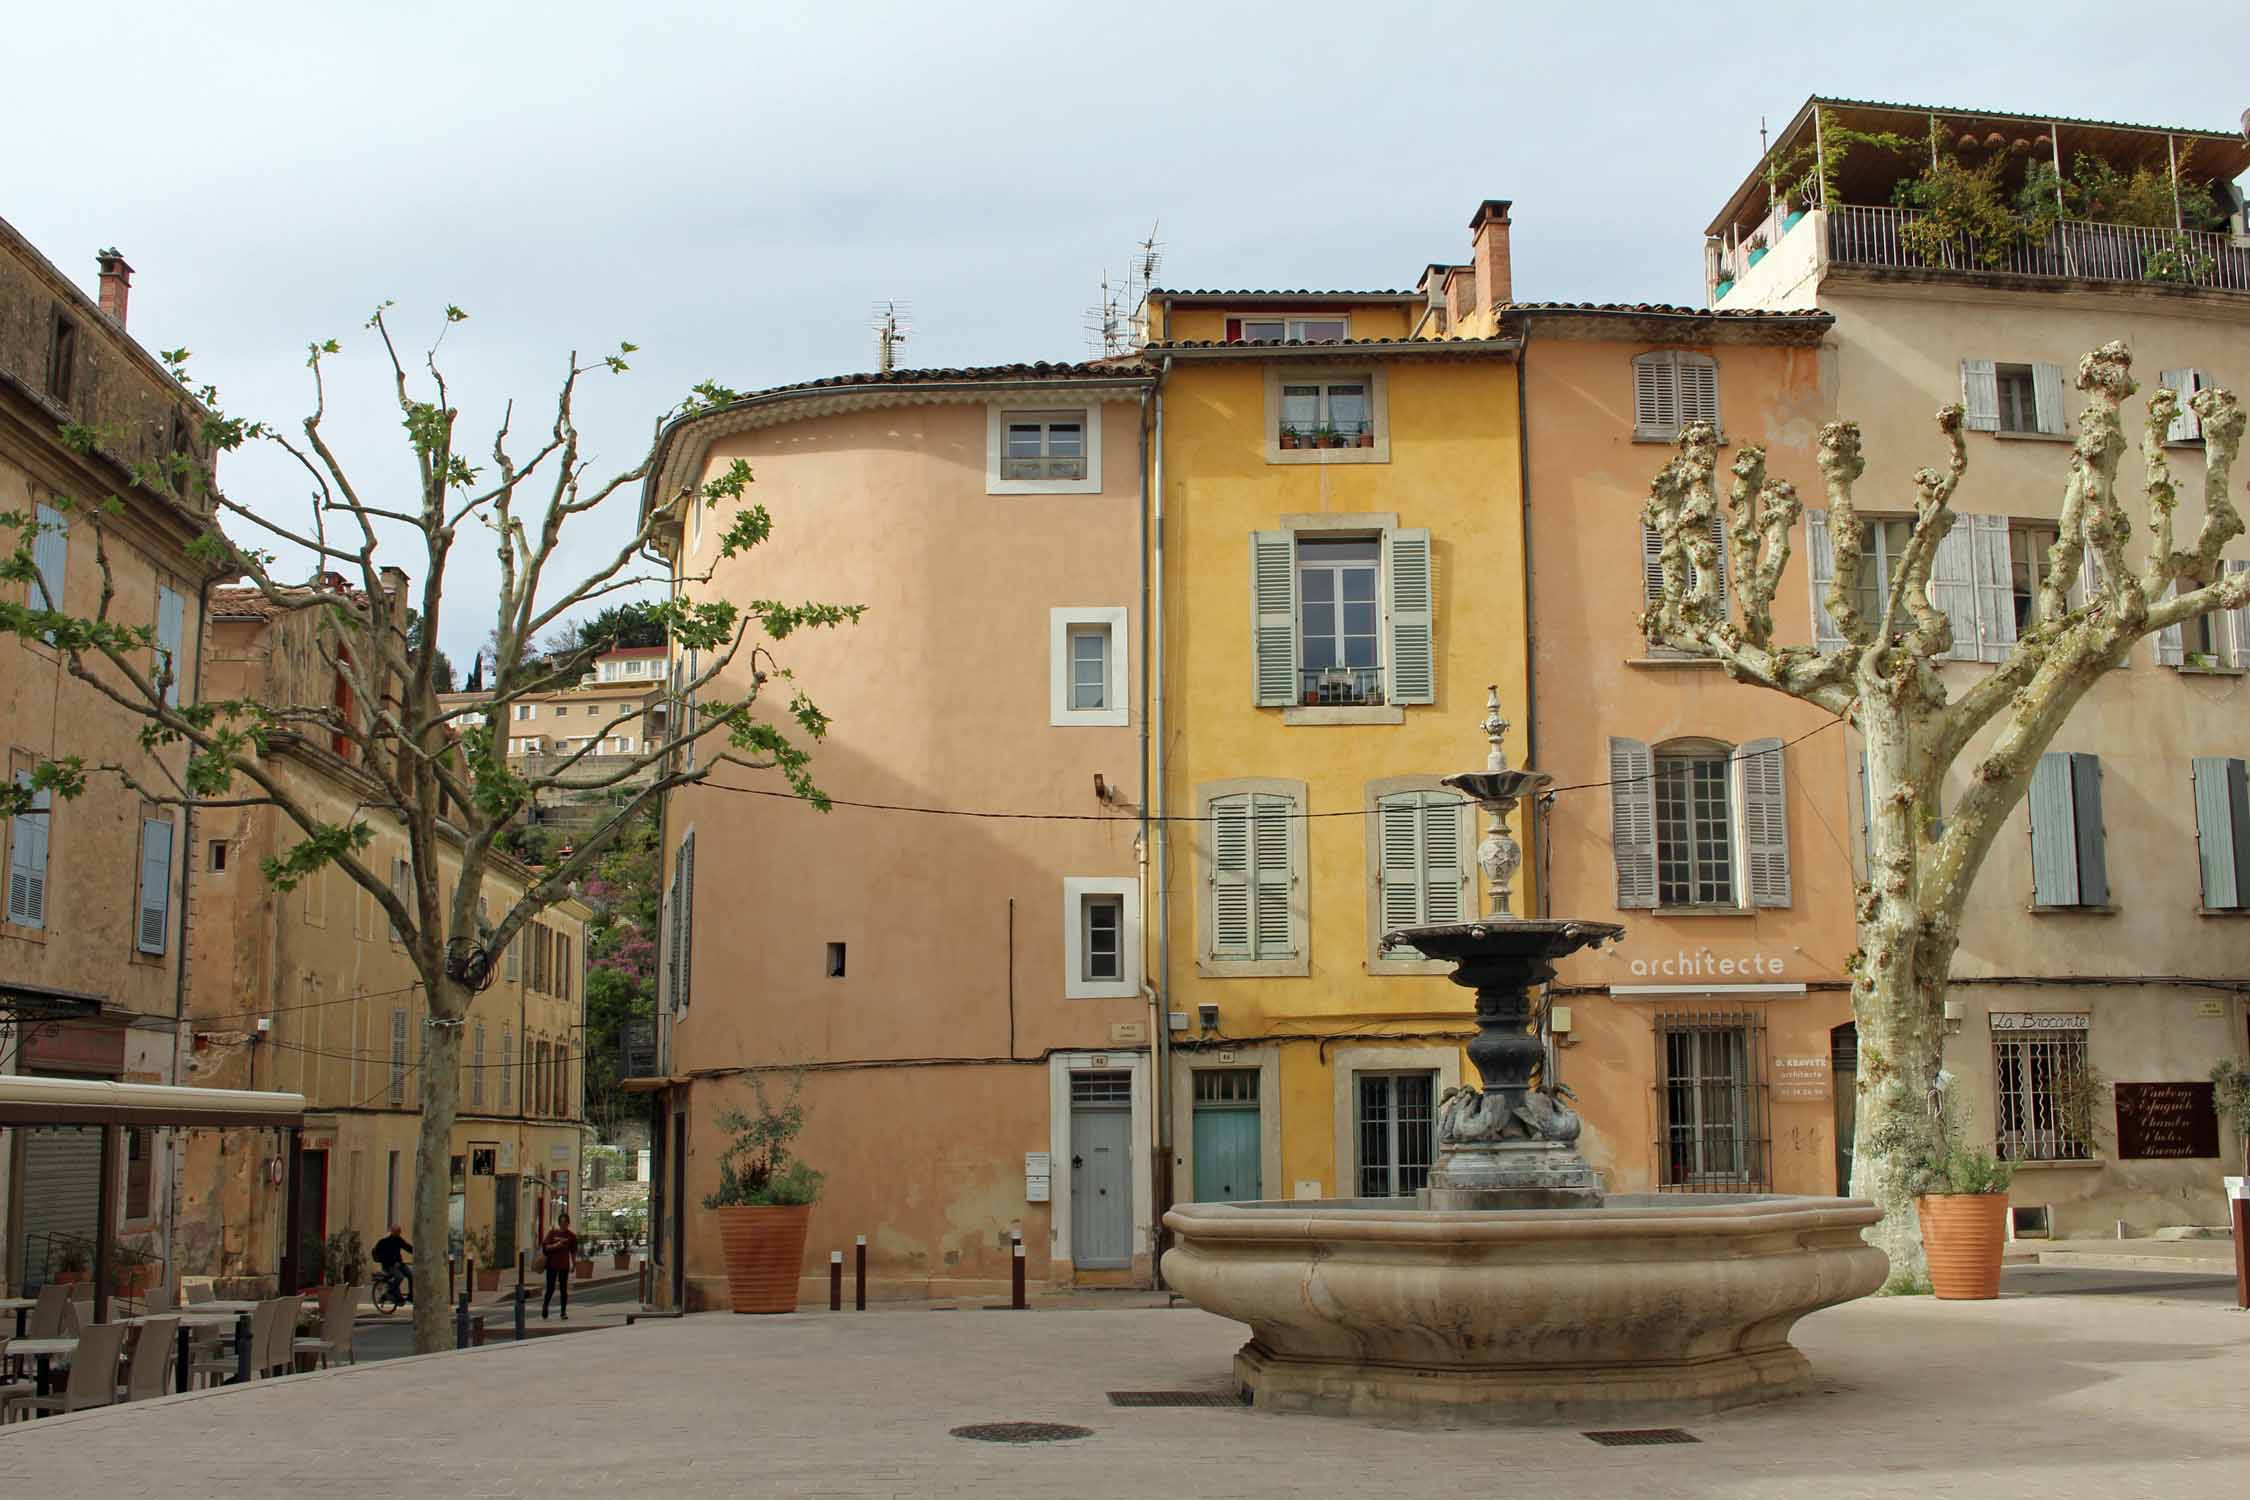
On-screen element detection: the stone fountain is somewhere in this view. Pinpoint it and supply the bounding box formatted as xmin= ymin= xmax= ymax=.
xmin=1161 ymin=689 xmax=1887 ymax=1425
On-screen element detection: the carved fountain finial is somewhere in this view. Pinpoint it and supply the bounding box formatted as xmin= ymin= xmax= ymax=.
xmin=1440 ymin=685 xmax=1550 ymax=919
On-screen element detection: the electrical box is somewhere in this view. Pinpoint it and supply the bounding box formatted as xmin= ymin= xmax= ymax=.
xmin=1025 ymin=1152 xmax=1051 ymax=1203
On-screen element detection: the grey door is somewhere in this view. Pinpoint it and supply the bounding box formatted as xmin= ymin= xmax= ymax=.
xmin=1069 ymin=1072 xmax=1133 ymax=1269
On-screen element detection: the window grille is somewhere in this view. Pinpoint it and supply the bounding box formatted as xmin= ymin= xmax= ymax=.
xmin=1192 ymin=1068 xmax=1259 ymax=1105
xmin=1654 ymin=1008 xmax=1769 ymax=1190
xmin=1994 ymin=1030 xmax=2094 ymax=1162
xmin=1356 ymin=1072 xmax=1435 ymax=1198
xmin=1071 ymin=1071 xmax=1132 ymax=1106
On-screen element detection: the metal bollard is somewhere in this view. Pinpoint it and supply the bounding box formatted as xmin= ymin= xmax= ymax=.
xmin=454 ymin=1291 xmax=470 ymax=1350
xmin=472 ymin=1313 xmax=487 ymax=1347
xmin=234 ymin=1311 xmax=252 ymax=1382
xmin=1011 ymin=1233 xmax=1026 ymax=1310
xmin=515 ymin=1249 xmax=528 ymax=1341
xmin=854 ymin=1235 xmax=867 ymax=1311
xmin=829 ymin=1250 xmax=843 ymax=1311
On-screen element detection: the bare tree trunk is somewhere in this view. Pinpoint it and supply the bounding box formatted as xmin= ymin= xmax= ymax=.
xmin=409 ymin=976 xmax=468 ymax=1354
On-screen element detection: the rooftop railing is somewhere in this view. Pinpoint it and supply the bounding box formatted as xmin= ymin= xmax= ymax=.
xmin=1825 ymin=204 xmax=2250 ymax=292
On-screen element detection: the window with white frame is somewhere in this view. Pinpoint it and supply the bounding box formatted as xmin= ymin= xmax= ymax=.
xmin=1960 ymin=358 xmax=2065 ymax=436
xmin=1063 ymin=876 xmax=1139 ymax=999
xmin=1197 ymin=780 xmax=1307 ymax=975
xmin=1994 ymin=1022 xmax=2094 ymax=1162
xmin=1249 ymin=523 xmax=1431 ymax=712
xmin=1608 ymin=736 xmax=1790 ymax=910
xmin=514 ymin=703 xmax=535 ymax=721
xmin=1235 ymin=315 xmax=1349 ymax=343
xmin=1049 ymin=607 xmax=1127 ymax=727
xmin=1632 ymin=351 xmax=1720 ymax=441
xmin=1355 ymin=1071 xmax=1435 ymax=1197
xmin=987 ymin=405 xmax=1100 ymax=494
xmin=1657 ymin=1010 xmax=1768 ymax=1189
xmin=1263 ymin=365 xmax=1388 ymax=463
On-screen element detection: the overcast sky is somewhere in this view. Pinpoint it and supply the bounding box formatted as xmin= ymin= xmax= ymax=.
xmin=12 ymin=1 xmax=2246 ymax=664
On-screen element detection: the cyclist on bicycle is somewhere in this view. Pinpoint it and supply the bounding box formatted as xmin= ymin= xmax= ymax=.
xmin=372 ymin=1224 xmax=414 ymax=1304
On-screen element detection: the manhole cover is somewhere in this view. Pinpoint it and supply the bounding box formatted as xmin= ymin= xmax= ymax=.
xmin=949 ymin=1422 xmax=1094 ymax=1444
xmin=1106 ymin=1390 xmax=1248 ymax=1408
xmin=1583 ymin=1428 xmax=1700 ymax=1446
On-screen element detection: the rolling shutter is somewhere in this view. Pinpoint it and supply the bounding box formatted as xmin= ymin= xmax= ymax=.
xmin=135 ymin=815 xmax=173 ymax=955
xmin=2030 ymin=362 xmax=2066 ymax=435
xmin=1928 ymin=517 xmax=1980 ymax=661
xmin=1959 ymin=359 xmax=2000 ymax=433
xmin=1805 ymin=509 xmax=1846 ymax=651
xmin=7 ymin=771 xmax=51 ymax=929
xmin=1250 ymin=531 xmax=1298 ymax=707
xmin=1969 ymin=514 xmax=2017 ymax=662
xmin=1736 ymin=737 xmax=1791 ymax=907
xmin=155 ymin=584 xmax=185 ymax=706
xmin=18 ymin=1128 xmax=102 ymax=1291
xmin=1608 ymin=737 xmax=1657 ymax=910
xmin=2192 ymin=757 xmax=2250 ymax=910
xmin=1385 ymin=527 xmax=1435 ymax=705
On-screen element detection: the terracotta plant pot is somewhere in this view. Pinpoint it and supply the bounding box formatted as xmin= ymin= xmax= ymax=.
xmin=612 ymin=1251 xmax=631 ymax=1270
xmin=716 ymin=1204 xmax=813 ymax=1314
xmin=1916 ymin=1192 xmax=2008 ymax=1299
xmin=573 ymin=1257 xmax=595 ymax=1280
xmin=475 ymin=1268 xmax=502 ymax=1292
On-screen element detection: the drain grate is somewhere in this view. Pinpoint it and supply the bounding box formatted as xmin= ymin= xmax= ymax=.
xmin=950 ymin=1422 xmax=1094 ymax=1444
xmin=1106 ymin=1390 xmax=1249 ymax=1408
xmin=1583 ymin=1428 xmax=1700 ymax=1447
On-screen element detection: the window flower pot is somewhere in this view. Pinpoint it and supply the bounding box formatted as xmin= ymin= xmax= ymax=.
xmin=716 ymin=1203 xmax=813 ymax=1313
xmin=1915 ymin=1192 xmax=2008 ymax=1299
xmin=1746 ymin=246 xmax=1768 ymax=267
xmin=1783 ymin=210 xmax=1806 ymax=232
xmin=1713 ymin=278 xmax=1735 ymax=300
xmin=1356 ymin=432 xmax=1375 ymax=448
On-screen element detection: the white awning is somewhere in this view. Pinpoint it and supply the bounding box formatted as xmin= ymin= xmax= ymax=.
xmin=0 ymin=1075 xmax=307 ymax=1128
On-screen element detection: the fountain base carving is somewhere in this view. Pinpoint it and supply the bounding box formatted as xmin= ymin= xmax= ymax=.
xmin=1421 ymin=1140 xmax=1603 ymax=1211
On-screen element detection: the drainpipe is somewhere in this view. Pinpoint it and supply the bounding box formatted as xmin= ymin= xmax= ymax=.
xmin=1148 ymin=357 xmax=1174 ymax=1282
xmin=1514 ymin=332 xmax=1543 ymax=920
xmin=165 ymin=574 xmax=213 ymax=1280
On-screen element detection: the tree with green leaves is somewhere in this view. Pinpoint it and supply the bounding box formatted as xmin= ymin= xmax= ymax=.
xmin=1641 ymin=344 xmax=2244 ymax=1286
xmin=0 ymin=304 xmax=859 ymax=1351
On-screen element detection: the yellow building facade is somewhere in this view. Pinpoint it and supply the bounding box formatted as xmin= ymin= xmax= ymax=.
xmin=1144 ymin=205 xmax=1529 ymax=1216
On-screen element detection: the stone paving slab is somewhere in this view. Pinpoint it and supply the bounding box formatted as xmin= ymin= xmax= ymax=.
xmin=3 ymin=1289 xmax=2247 ymax=1497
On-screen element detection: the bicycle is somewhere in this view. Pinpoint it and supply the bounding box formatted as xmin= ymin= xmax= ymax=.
xmin=371 ymin=1263 xmax=414 ymax=1314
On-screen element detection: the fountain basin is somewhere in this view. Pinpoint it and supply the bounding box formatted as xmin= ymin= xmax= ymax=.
xmin=1162 ymin=1194 xmax=1887 ymax=1426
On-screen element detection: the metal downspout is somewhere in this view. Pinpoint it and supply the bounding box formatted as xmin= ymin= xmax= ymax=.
xmin=1515 ymin=333 xmax=1546 ymax=920
xmin=1149 ymin=356 xmax=1173 ymax=1284
xmin=165 ymin=575 xmax=213 ymax=1279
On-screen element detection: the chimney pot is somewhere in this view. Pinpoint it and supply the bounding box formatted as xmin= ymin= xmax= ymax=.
xmin=96 ymin=248 xmax=134 ymax=328
xmin=1467 ymin=200 xmax=1513 ymax=324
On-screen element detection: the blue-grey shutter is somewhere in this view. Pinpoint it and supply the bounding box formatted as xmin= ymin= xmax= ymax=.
xmin=2154 ymin=581 xmax=2185 ymax=666
xmin=1608 ymin=737 xmax=1656 ymax=909
xmin=1384 ymin=528 xmax=1435 ymax=705
xmin=1209 ymin=795 xmax=1253 ymax=958
xmin=2030 ymin=362 xmax=2066 ymax=435
xmin=1378 ymin=794 xmax=1428 ymax=956
xmin=135 ymin=816 xmax=173 ymax=954
xmin=1250 ymin=531 xmax=1298 ymax=707
xmin=155 ymin=585 xmax=185 ymax=706
xmin=7 ymin=771 xmax=51 ymax=929
xmin=1969 ymin=514 xmax=2017 ymax=662
xmin=2028 ymin=752 xmax=2079 ymax=906
xmin=1737 ymin=737 xmax=1791 ymax=907
xmin=2191 ymin=757 xmax=2250 ymax=910
xmin=2159 ymin=369 xmax=2202 ymax=443
xmin=1805 ymin=510 xmax=1845 ymax=651
xmin=1250 ymin=793 xmax=1294 ymax=958
xmin=1960 ymin=360 xmax=2000 ymax=433
xmin=31 ymin=503 xmax=68 ymax=613
xmin=674 ymin=832 xmax=695 ymax=1009
xmin=1929 ymin=518 xmax=1980 ymax=660
xmin=2070 ymin=753 xmax=2108 ymax=906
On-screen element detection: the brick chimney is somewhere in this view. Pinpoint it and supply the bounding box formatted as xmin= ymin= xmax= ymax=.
xmin=1468 ymin=200 xmax=1513 ymax=322
xmin=97 ymin=248 xmax=134 ymax=328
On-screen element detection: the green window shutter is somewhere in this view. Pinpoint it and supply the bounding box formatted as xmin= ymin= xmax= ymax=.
xmin=2191 ymin=757 xmax=2250 ymax=910
xmin=7 ymin=771 xmax=51 ymax=929
xmin=1250 ymin=531 xmax=1297 ymax=706
xmin=1385 ymin=528 xmax=1435 ymax=705
xmin=1737 ymin=737 xmax=1791 ymax=907
xmin=1804 ymin=509 xmax=1845 ymax=651
xmin=2030 ymin=362 xmax=2066 ymax=435
xmin=1250 ymin=793 xmax=1294 ymax=958
xmin=156 ymin=585 xmax=185 ymax=706
xmin=1377 ymin=794 xmax=1426 ymax=955
xmin=31 ymin=503 xmax=68 ymax=613
xmin=1959 ymin=359 xmax=2000 ymax=433
xmin=2028 ymin=751 xmax=2080 ymax=906
xmin=1608 ymin=737 xmax=1656 ymax=909
xmin=1928 ymin=517 xmax=1980 ymax=661
xmin=1420 ymin=794 xmax=1467 ymax=924
xmin=1209 ymin=796 xmax=1253 ymax=958
xmin=136 ymin=816 xmax=174 ymax=955
xmin=2070 ymin=752 xmax=2108 ymax=906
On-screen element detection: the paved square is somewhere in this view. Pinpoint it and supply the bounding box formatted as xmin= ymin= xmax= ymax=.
xmin=3 ymin=1290 xmax=2246 ymax=1497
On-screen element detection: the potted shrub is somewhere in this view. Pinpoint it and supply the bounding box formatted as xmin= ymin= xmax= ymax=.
xmin=573 ymin=1244 xmax=596 ymax=1280
xmin=51 ymin=1243 xmax=89 ymax=1286
xmin=466 ymin=1227 xmax=502 ymax=1292
xmin=1354 ymin=426 xmax=1375 ymax=449
xmin=611 ymin=1238 xmax=633 ymax=1272
xmin=1744 ymin=234 xmax=1768 ymax=267
xmin=1713 ymin=277 xmax=1735 ymax=301
xmin=2211 ymin=1058 xmax=2250 ymax=1170
xmin=107 ymin=1239 xmax=159 ymax=1299
xmin=323 ymin=1228 xmax=367 ymax=1292
xmin=1870 ymin=1077 xmax=2014 ymax=1298
xmin=1313 ymin=424 xmax=1344 ymax=449
xmin=1278 ymin=425 xmax=1306 ymax=450
xmin=703 ymin=1072 xmax=825 ymax=1314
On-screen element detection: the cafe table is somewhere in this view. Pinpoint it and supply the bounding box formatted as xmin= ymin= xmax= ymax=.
xmin=8 ymin=1335 xmax=78 ymax=1399
xmin=0 ymin=1297 xmax=34 ymax=1339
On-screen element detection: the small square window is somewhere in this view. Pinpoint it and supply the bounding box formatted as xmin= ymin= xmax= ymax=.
xmin=1064 ymin=877 xmax=1138 ymax=997
xmin=209 ymin=840 xmax=228 ymax=872
xmin=1068 ymin=627 xmax=1110 ymax=711
xmin=1050 ymin=607 xmax=1128 ymax=726
xmin=1082 ymin=896 xmax=1123 ymax=982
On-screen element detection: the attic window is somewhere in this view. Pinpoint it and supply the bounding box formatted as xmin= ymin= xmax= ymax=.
xmin=1229 ymin=316 xmax=1349 ymax=343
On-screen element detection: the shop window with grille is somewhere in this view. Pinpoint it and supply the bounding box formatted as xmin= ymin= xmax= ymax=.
xmin=1994 ymin=1029 xmax=2095 ymax=1162
xmin=1356 ymin=1071 xmax=1435 ymax=1198
xmin=1655 ymin=1009 xmax=1769 ymax=1190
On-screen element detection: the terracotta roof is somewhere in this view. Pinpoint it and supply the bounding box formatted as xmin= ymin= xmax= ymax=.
xmin=1502 ymin=301 xmax=1831 ymax=321
xmin=742 ymin=359 xmax=1149 ymax=397
xmin=1143 ymin=336 xmax=1517 ymax=352
xmin=599 ymin=645 xmax=668 ymax=657
xmin=210 ymin=583 xmax=373 ymax=621
xmin=1498 ymin=303 xmax=1832 ymax=345
xmin=1150 ymin=288 xmax=1421 ymax=303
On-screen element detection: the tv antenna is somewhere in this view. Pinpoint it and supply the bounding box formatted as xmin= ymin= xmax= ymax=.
xmin=1083 ymin=221 xmax=1164 ymax=357
xmin=872 ymin=301 xmax=911 ymax=373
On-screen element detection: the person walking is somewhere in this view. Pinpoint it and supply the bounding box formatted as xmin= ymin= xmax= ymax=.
xmin=540 ymin=1212 xmax=580 ymax=1320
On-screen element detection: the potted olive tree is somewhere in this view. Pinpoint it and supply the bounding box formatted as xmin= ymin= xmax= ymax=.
xmin=323 ymin=1229 xmax=367 ymax=1295
xmin=1869 ymin=1077 xmax=2013 ymax=1298
xmin=466 ymin=1227 xmax=502 ymax=1292
xmin=2212 ymin=1058 xmax=2250 ymax=1177
xmin=704 ymin=1073 xmax=824 ymax=1314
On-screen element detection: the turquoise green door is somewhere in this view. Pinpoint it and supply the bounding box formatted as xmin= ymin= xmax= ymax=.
xmin=1191 ymin=1069 xmax=1262 ymax=1202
